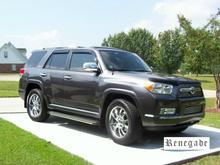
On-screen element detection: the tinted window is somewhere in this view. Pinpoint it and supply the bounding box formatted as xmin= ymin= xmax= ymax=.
xmin=70 ymin=53 xmax=96 ymax=71
xmin=100 ymin=50 xmax=151 ymax=72
xmin=26 ymin=51 xmax=47 ymax=67
xmin=45 ymin=53 xmax=68 ymax=70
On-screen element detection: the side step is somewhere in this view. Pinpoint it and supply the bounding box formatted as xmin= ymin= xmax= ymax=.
xmin=48 ymin=111 xmax=99 ymax=125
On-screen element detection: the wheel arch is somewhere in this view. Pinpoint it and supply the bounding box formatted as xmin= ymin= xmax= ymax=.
xmin=100 ymin=88 xmax=140 ymax=127
xmin=24 ymin=80 xmax=43 ymax=108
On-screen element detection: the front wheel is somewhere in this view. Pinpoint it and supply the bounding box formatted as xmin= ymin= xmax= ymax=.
xmin=105 ymin=99 xmax=142 ymax=145
xmin=27 ymin=88 xmax=49 ymax=122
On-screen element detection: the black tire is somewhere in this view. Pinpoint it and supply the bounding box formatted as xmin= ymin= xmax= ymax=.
xmin=27 ymin=88 xmax=49 ymax=122
xmin=105 ymin=99 xmax=142 ymax=145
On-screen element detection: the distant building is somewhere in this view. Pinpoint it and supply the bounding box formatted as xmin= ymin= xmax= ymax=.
xmin=0 ymin=42 xmax=27 ymax=73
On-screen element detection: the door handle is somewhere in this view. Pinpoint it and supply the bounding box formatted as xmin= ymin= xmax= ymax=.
xmin=64 ymin=75 xmax=72 ymax=80
xmin=40 ymin=73 xmax=47 ymax=77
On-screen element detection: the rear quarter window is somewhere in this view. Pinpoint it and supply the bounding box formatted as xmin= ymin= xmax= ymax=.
xmin=26 ymin=51 xmax=47 ymax=67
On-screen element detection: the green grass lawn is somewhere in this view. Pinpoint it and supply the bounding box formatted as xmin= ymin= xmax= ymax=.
xmin=0 ymin=81 xmax=19 ymax=97
xmin=178 ymin=74 xmax=216 ymax=90
xmin=206 ymin=98 xmax=216 ymax=109
xmin=199 ymin=98 xmax=220 ymax=129
xmin=186 ymin=153 xmax=220 ymax=165
xmin=0 ymin=119 xmax=91 ymax=165
xmin=200 ymin=112 xmax=220 ymax=128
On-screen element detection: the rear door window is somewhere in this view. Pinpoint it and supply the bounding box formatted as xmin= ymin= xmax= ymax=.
xmin=45 ymin=53 xmax=68 ymax=70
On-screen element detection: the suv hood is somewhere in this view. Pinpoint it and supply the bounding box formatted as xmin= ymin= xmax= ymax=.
xmin=113 ymin=72 xmax=200 ymax=85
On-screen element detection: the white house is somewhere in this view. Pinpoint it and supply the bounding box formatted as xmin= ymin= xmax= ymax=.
xmin=0 ymin=42 xmax=27 ymax=73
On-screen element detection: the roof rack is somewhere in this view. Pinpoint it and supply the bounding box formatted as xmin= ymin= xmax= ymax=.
xmin=91 ymin=46 xmax=121 ymax=49
xmin=91 ymin=46 xmax=106 ymax=48
xmin=42 ymin=47 xmax=68 ymax=50
xmin=37 ymin=46 xmax=124 ymax=52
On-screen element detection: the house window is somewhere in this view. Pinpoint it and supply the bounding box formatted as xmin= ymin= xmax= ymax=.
xmin=12 ymin=64 xmax=16 ymax=71
xmin=4 ymin=51 xmax=8 ymax=58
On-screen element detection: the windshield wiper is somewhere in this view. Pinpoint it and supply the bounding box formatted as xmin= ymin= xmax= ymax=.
xmin=114 ymin=69 xmax=149 ymax=72
xmin=113 ymin=69 xmax=132 ymax=71
xmin=132 ymin=70 xmax=149 ymax=72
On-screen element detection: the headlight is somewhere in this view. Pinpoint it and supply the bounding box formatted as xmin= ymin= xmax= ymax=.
xmin=145 ymin=81 xmax=173 ymax=94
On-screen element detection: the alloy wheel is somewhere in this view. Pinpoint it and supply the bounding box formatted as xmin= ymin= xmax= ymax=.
xmin=28 ymin=93 xmax=42 ymax=118
xmin=109 ymin=106 xmax=129 ymax=138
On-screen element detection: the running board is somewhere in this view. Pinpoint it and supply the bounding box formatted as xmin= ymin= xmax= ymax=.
xmin=48 ymin=111 xmax=99 ymax=125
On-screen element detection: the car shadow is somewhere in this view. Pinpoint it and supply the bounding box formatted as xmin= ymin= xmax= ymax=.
xmin=46 ymin=116 xmax=108 ymax=138
xmin=46 ymin=116 xmax=220 ymax=150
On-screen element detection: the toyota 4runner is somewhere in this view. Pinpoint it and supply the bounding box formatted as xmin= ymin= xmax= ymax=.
xmin=19 ymin=47 xmax=205 ymax=145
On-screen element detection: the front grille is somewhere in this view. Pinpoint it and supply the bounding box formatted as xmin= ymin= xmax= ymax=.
xmin=178 ymin=84 xmax=203 ymax=98
xmin=183 ymin=105 xmax=202 ymax=115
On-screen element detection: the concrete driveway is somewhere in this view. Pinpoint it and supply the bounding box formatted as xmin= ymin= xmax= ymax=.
xmin=0 ymin=73 xmax=20 ymax=81
xmin=203 ymin=90 xmax=216 ymax=98
xmin=1 ymin=98 xmax=220 ymax=165
xmin=0 ymin=98 xmax=26 ymax=113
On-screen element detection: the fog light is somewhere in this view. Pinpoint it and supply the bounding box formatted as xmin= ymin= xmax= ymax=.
xmin=160 ymin=108 xmax=176 ymax=115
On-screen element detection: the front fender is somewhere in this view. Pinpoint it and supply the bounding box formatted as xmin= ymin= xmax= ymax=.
xmin=100 ymin=88 xmax=141 ymax=115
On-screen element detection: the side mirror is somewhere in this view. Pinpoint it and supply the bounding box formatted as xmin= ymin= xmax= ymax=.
xmin=83 ymin=62 xmax=100 ymax=73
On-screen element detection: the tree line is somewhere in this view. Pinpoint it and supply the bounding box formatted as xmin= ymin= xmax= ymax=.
xmin=102 ymin=10 xmax=220 ymax=108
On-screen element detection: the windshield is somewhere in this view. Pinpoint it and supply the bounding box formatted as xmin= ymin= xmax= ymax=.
xmin=99 ymin=50 xmax=152 ymax=72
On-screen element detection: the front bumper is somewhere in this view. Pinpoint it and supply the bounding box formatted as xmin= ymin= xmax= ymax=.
xmin=139 ymin=95 xmax=205 ymax=129
xmin=142 ymin=112 xmax=204 ymax=129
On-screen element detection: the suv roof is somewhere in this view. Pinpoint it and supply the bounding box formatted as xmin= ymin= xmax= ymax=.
xmin=32 ymin=46 xmax=123 ymax=53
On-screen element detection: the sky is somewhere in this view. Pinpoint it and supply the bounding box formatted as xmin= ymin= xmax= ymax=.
xmin=0 ymin=0 xmax=219 ymax=56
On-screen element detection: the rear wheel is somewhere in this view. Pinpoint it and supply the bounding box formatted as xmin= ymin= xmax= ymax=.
xmin=27 ymin=88 xmax=49 ymax=122
xmin=105 ymin=99 xmax=142 ymax=145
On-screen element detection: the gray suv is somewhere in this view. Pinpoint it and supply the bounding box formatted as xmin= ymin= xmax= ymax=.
xmin=19 ymin=47 xmax=205 ymax=145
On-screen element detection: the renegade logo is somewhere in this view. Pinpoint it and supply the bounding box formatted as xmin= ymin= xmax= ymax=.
xmin=164 ymin=137 xmax=210 ymax=150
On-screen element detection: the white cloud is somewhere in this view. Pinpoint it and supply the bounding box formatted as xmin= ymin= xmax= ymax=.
xmin=154 ymin=0 xmax=219 ymax=29
xmin=125 ymin=19 xmax=161 ymax=34
xmin=17 ymin=30 xmax=61 ymax=50
xmin=0 ymin=30 xmax=76 ymax=57
xmin=133 ymin=20 xmax=160 ymax=33
xmin=129 ymin=0 xmax=219 ymax=35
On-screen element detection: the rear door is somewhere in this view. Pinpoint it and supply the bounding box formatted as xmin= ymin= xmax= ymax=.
xmin=62 ymin=50 xmax=100 ymax=116
xmin=42 ymin=51 xmax=69 ymax=105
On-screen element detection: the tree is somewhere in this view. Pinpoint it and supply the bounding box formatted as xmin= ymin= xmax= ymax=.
xmin=157 ymin=29 xmax=184 ymax=74
xmin=204 ymin=18 xmax=220 ymax=108
xmin=178 ymin=10 xmax=220 ymax=108
xmin=178 ymin=15 xmax=207 ymax=75
xmin=102 ymin=32 xmax=132 ymax=51
xmin=127 ymin=29 xmax=157 ymax=67
xmin=102 ymin=28 xmax=157 ymax=68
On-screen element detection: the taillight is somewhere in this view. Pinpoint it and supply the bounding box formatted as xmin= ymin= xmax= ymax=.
xmin=20 ymin=68 xmax=25 ymax=76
